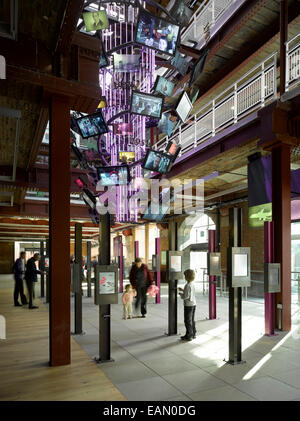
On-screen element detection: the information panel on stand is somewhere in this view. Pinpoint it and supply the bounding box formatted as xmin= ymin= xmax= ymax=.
xmin=167 ymin=251 xmax=183 ymax=280
xmin=227 ymin=247 xmax=251 ymax=288
xmin=207 ymin=252 xmax=222 ymax=276
xmin=264 ymin=263 xmax=281 ymax=293
xmin=152 ymin=254 xmax=160 ymax=272
xmin=96 ymin=264 xmax=119 ymax=304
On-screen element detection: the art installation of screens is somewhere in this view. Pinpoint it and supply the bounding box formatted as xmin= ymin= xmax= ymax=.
xmin=97 ymin=166 xmax=129 ymax=186
xmin=83 ymin=11 xmax=109 ymax=32
xmin=135 ymin=9 xmax=180 ymax=56
xmin=171 ymin=51 xmax=189 ymax=76
xmin=175 ymin=91 xmax=193 ymax=122
xmin=170 ymin=255 xmax=182 ymax=272
xmin=189 ymin=49 xmax=209 ymax=87
xmin=233 ymin=254 xmax=248 ymax=277
xmin=131 ymin=91 xmax=163 ymax=119
xmin=143 ymin=149 xmax=173 ymax=174
xmin=154 ymin=76 xmax=174 ymax=97
xmin=76 ymin=110 xmax=108 ymax=139
xmin=170 ymin=0 xmax=193 ymax=27
xmin=158 ymin=113 xmax=176 ymax=136
xmin=113 ymin=54 xmax=140 ymax=72
xmin=119 ymin=151 xmax=135 ymax=163
xmin=113 ymin=122 xmax=133 ymax=135
xmin=82 ymin=189 xmax=96 ymax=209
xmin=99 ymin=271 xmax=116 ymax=294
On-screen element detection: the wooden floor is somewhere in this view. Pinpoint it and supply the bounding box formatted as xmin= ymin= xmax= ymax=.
xmin=0 ymin=287 xmax=126 ymax=401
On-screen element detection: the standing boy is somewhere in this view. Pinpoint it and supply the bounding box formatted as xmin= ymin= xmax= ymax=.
xmin=178 ymin=269 xmax=196 ymax=341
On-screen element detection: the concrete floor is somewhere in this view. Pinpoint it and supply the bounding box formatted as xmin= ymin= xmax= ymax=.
xmin=2 ymin=274 xmax=300 ymax=401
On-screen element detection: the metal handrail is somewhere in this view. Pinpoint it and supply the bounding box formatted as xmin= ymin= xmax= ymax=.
xmin=181 ymin=0 xmax=238 ymax=44
xmin=153 ymin=52 xmax=277 ymax=155
xmin=285 ymin=33 xmax=300 ymax=92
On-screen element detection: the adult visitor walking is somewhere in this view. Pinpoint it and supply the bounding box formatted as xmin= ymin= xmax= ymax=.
xmin=13 ymin=251 xmax=28 ymax=306
xmin=129 ymin=257 xmax=152 ymax=318
xmin=25 ymin=253 xmax=42 ymax=309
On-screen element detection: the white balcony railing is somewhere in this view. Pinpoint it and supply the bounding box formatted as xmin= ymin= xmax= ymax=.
xmin=153 ymin=53 xmax=277 ymax=156
xmin=286 ymin=32 xmax=300 ymax=92
xmin=181 ymin=0 xmax=238 ymax=45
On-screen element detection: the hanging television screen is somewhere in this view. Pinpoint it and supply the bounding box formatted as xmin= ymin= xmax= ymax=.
xmin=82 ymin=10 xmax=109 ymax=32
xmin=82 ymin=188 xmax=96 ymax=210
xmin=113 ymin=53 xmax=140 ymax=72
xmin=96 ymin=165 xmax=130 ymax=186
xmin=175 ymin=91 xmax=193 ymax=122
xmin=170 ymin=0 xmax=193 ymax=27
xmin=113 ymin=122 xmax=133 ymax=135
xmin=75 ymin=110 xmax=108 ymax=139
xmin=165 ymin=140 xmax=181 ymax=161
xmin=189 ymin=49 xmax=209 ymax=88
xmin=171 ymin=51 xmax=190 ymax=76
xmin=130 ymin=91 xmax=163 ymax=119
xmin=99 ymin=40 xmax=109 ymax=68
xmin=158 ymin=113 xmax=176 ymax=137
xmin=142 ymin=149 xmax=173 ymax=174
xmin=119 ymin=151 xmax=136 ymax=163
xmin=154 ymin=76 xmax=174 ymax=97
xmin=135 ymin=9 xmax=180 ymax=56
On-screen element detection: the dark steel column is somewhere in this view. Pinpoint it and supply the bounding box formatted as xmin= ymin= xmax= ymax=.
xmin=264 ymin=221 xmax=276 ymax=336
xmin=272 ymin=144 xmax=291 ymax=331
xmin=74 ymin=223 xmax=83 ymax=334
xmin=155 ymin=237 xmax=161 ymax=304
xmin=49 ymin=95 xmax=70 ymax=366
xmin=98 ymin=213 xmax=112 ymax=362
xmin=87 ymin=241 xmax=92 ymax=298
xmin=39 ymin=241 xmax=45 ymax=297
xmin=228 ymin=207 xmax=243 ymax=364
xmin=280 ymin=0 xmax=288 ymax=96
xmin=46 ymin=238 xmax=50 ymax=303
xmin=168 ymin=221 xmax=178 ymax=335
xmin=208 ymin=230 xmax=216 ymax=319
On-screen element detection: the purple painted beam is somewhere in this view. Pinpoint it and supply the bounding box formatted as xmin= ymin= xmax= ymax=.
xmin=208 ymin=230 xmax=217 ymax=320
xmin=264 ymin=221 xmax=276 ymax=336
xmin=119 ymin=242 xmax=124 ymax=294
xmin=155 ymin=237 xmax=161 ymax=304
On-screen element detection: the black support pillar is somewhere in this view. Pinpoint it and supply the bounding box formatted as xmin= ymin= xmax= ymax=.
xmin=74 ymin=223 xmax=83 ymax=334
xmin=87 ymin=241 xmax=92 ymax=298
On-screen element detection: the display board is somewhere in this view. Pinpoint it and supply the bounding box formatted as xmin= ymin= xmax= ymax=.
xmin=227 ymin=247 xmax=251 ymax=288
xmin=207 ymin=252 xmax=222 ymax=276
xmin=96 ymin=265 xmax=119 ymax=304
xmin=167 ymin=251 xmax=183 ymax=280
xmin=152 ymin=254 xmax=160 ymax=272
xmin=264 ymin=263 xmax=281 ymax=293
xmin=44 ymin=257 xmax=49 ymax=269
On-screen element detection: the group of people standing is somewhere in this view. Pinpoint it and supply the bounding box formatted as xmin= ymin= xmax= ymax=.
xmin=13 ymin=252 xmax=43 ymax=309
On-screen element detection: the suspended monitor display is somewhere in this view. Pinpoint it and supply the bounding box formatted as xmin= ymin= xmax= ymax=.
xmin=82 ymin=188 xmax=96 ymax=210
xmin=135 ymin=9 xmax=180 ymax=56
xmin=142 ymin=201 xmax=170 ymax=221
xmin=142 ymin=149 xmax=173 ymax=174
xmin=119 ymin=151 xmax=135 ymax=163
xmin=131 ymin=91 xmax=163 ymax=119
xmin=75 ymin=110 xmax=108 ymax=139
xmin=189 ymin=49 xmax=209 ymax=87
xmin=171 ymin=51 xmax=189 ymax=76
xmin=99 ymin=40 xmax=109 ymax=68
xmin=97 ymin=165 xmax=130 ymax=186
xmin=113 ymin=53 xmax=140 ymax=72
xmin=113 ymin=122 xmax=133 ymax=135
xmin=154 ymin=76 xmax=174 ymax=97
xmin=158 ymin=113 xmax=176 ymax=137
xmin=165 ymin=139 xmax=181 ymax=161
xmin=83 ymin=10 xmax=109 ymax=32
xmin=175 ymin=91 xmax=193 ymax=122
xmin=170 ymin=0 xmax=193 ymax=27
